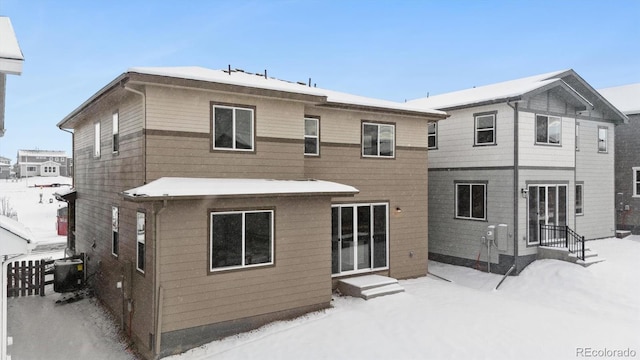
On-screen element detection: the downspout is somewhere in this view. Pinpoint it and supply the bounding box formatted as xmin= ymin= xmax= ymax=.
xmin=122 ymin=83 xmax=147 ymax=184
xmin=507 ymin=101 xmax=519 ymax=275
xmin=153 ymin=199 xmax=168 ymax=358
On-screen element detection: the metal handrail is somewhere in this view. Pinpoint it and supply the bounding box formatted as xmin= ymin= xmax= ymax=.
xmin=539 ymin=224 xmax=585 ymax=261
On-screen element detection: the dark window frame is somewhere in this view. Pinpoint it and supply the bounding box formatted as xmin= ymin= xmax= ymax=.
xmin=597 ymin=126 xmax=609 ymax=153
xmin=112 ymin=206 xmax=119 ymax=257
xmin=455 ymin=181 xmax=487 ymax=221
xmin=427 ymin=122 xmax=438 ymax=150
xmin=575 ymin=182 xmax=584 ymax=216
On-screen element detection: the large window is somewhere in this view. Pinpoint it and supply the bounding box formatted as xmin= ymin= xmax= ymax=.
xmin=362 ymin=122 xmax=395 ymax=158
xmin=633 ymin=167 xmax=640 ymax=198
xmin=598 ymin=126 xmax=608 ymax=153
xmin=576 ymin=183 xmax=584 ymax=215
xmin=456 ymin=182 xmax=486 ymax=220
xmin=212 ymin=105 xmax=255 ymax=151
xmin=331 ymin=203 xmax=388 ymax=275
xmin=112 ymin=206 xmax=119 ymax=256
xmin=136 ymin=212 xmax=146 ymax=273
xmin=112 ymin=111 xmax=119 ymax=153
xmin=304 ymin=117 xmax=319 ymax=156
xmin=210 ymin=210 xmax=274 ymax=272
xmin=427 ymin=122 xmax=437 ymax=149
xmin=94 ymin=121 xmax=101 ymax=158
xmin=536 ymin=115 xmax=561 ymax=145
xmin=474 ymin=112 xmax=496 ymax=145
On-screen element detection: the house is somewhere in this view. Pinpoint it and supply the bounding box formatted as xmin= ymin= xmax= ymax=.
xmin=0 ymin=16 xmax=24 ymax=138
xmin=407 ymin=70 xmax=627 ymax=274
xmin=15 ymin=150 xmax=72 ymax=177
xmin=0 ymin=156 xmax=11 ymax=179
xmin=56 ymin=66 xmax=447 ymax=359
xmin=599 ymin=83 xmax=640 ymax=235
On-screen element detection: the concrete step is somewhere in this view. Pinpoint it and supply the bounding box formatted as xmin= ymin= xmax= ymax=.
xmin=616 ymin=230 xmax=631 ymax=238
xmin=568 ymin=249 xmax=598 ymax=259
xmin=576 ymin=257 xmax=606 ymax=267
xmin=338 ymin=275 xmax=404 ymax=300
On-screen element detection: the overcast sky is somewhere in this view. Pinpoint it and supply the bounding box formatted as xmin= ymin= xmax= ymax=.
xmin=1 ymin=0 xmax=639 ymax=161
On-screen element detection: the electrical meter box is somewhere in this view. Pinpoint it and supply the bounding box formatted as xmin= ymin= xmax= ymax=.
xmin=486 ymin=225 xmax=496 ymax=241
xmin=497 ymin=224 xmax=508 ymax=251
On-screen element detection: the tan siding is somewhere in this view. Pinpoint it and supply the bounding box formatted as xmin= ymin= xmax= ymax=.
xmin=145 ymin=85 xmax=306 ymax=139
xmin=157 ymin=197 xmax=333 ymax=333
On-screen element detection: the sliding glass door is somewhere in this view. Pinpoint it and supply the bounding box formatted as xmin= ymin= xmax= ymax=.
xmin=527 ymin=184 xmax=567 ymax=244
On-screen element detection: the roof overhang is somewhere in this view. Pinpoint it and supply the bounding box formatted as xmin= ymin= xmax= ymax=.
xmin=0 ymin=17 xmax=24 ymax=75
xmin=54 ymin=188 xmax=77 ymax=202
xmin=317 ymin=101 xmax=449 ymax=120
xmin=121 ymin=177 xmax=359 ymax=202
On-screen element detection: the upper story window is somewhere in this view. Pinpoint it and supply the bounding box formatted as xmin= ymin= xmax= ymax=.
xmin=94 ymin=121 xmax=101 ymax=158
xmin=633 ymin=167 xmax=640 ymax=198
xmin=536 ymin=115 xmax=561 ymax=145
xmin=598 ymin=126 xmax=608 ymax=153
xmin=304 ymin=117 xmax=320 ymax=156
xmin=210 ymin=210 xmax=274 ymax=272
xmin=455 ymin=182 xmax=486 ymax=221
xmin=212 ymin=104 xmax=255 ymax=151
xmin=362 ymin=122 xmax=395 ymax=158
xmin=427 ymin=122 xmax=437 ymax=149
xmin=474 ymin=112 xmax=496 ymax=146
xmin=112 ymin=111 xmax=119 ymax=153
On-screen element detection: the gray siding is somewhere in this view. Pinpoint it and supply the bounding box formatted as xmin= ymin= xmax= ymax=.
xmin=615 ymin=115 xmax=640 ymax=234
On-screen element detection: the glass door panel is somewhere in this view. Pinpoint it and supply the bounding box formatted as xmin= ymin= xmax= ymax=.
xmin=331 ymin=207 xmax=340 ymax=274
xmin=357 ymin=206 xmax=371 ymax=269
xmin=341 ymin=207 xmax=354 ymax=272
xmin=528 ymin=186 xmax=539 ymax=244
xmin=558 ymin=186 xmax=567 ymax=226
xmin=373 ymin=205 xmax=387 ymax=268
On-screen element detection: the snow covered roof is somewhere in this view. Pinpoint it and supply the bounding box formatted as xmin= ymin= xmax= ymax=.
xmin=598 ymin=83 xmax=640 ymax=115
xmin=18 ymin=149 xmax=67 ymax=157
xmin=0 ymin=17 xmax=24 ymax=75
xmin=127 ymin=66 xmax=447 ymax=117
xmin=0 ymin=215 xmax=32 ymax=256
xmin=406 ymin=70 xmax=587 ymax=110
xmin=122 ymin=177 xmax=359 ymax=201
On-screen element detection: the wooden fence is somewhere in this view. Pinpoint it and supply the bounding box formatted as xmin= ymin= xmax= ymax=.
xmin=6 ymin=259 xmax=55 ymax=297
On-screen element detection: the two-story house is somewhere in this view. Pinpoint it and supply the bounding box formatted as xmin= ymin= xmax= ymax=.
xmin=599 ymin=83 xmax=640 ymax=235
xmin=407 ymin=70 xmax=627 ymax=275
xmin=15 ymin=149 xmax=72 ymax=178
xmin=56 ymin=66 xmax=447 ymax=359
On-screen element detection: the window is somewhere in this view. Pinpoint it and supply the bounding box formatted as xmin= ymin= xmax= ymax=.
xmin=576 ymin=184 xmax=584 ymax=215
xmin=27 ymin=166 xmax=36 ymax=172
xmin=633 ymin=167 xmax=640 ymax=198
xmin=536 ymin=115 xmax=561 ymax=145
xmin=474 ymin=112 xmax=496 ymax=145
xmin=456 ymin=183 xmax=486 ymax=220
xmin=112 ymin=206 xmax=119 ymax=256
xmin=136 ymin=212 xmax=145 ymax=273
xmin=575 ymin=123 xmax=580 ymax=151
xmin=362 ymin=122 xmax=395 ymax=158
xmin=598 ymin=126 xmax=608 ymax=153
xmin=331 ymin=203 xmax=388 ymax=275
xmin=112 ymin=111 xmax=119 ymax=153
xmin=210 ymin=210 xmax=274 ymax=272
xmin=427 ymin=122 xmax=437 ymax=149
xmin=212 ymin=105 xmax=254 ymax=151
xmin=94 ymin=121 xmax=101 ymax=158
xmin=304 ymin=117 xmax=319 ymax=156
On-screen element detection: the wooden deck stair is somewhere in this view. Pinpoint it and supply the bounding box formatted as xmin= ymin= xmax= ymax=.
xmin=337 ymin=275 xmax=404 ymax=300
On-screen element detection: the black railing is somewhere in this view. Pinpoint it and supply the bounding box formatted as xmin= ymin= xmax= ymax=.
xmin=539 ymin=225 xmax=585 ymax=261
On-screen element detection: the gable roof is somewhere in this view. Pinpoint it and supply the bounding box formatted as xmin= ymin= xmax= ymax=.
xmin=59 ymin=66 xmax=447 ymax=129
xmin=0 ymin=17 xmax=24 ymax=75
xmin=407 ymin=69 xmax=627 ymax=123
xmin=598 ymin=83 xmax=640 ymax=115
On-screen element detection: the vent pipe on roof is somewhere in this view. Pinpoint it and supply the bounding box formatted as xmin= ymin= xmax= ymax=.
xmin=264 ymin=69 xmax=267 ymax=79
xmin=227 ymin=64 xmax=231 ymax=75
xmin=308 ymin=78 xmax=311 ymax=87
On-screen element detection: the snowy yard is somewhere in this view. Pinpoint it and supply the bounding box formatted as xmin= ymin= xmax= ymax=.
xmin=2 ymin=177 xmax=639 ymax=359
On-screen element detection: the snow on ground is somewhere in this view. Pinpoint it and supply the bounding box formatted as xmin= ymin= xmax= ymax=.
xmin=3 ymin=177 xmax=639 ymax=360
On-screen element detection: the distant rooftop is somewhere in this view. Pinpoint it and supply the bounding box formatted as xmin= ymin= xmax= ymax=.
xmin=18 ymin=149 xmax=67 ymax=157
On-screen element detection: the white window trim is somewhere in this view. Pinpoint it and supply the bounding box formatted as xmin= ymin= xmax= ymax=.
xmin=455 ymin=183 xmax=487 ymax=221
xmin=633 ymin=167 xmax=640 ymax=198
xmin=575 ymin=183 xmax=584 ymax=216
xmin=535 ymin=114 xmax=562 ymax=145
xmin=362 ymin=122 xmax=395 ymax=158
xmin=304 ymin=117 xmax=320 ymax=156
xmin=427 ymin=122 xmax=437 ymax=149
xmin=136 ymin=212 xmax=146 ymax=273
xmin=209 ymin=210 xmax=274 ymax=272
xmin=212 ymin=105 xmax=255 ymax=151
xmin=112 ymin=110 xmax=119 ymax=154
xmin=474 ymin=113 xmax=496 ymax=146
xmin=331 ymin=203 xmax=390 ymax=277
xmin=94 ymin=121 xmax=101 ymax=158
xmin=112 ymin=206 xmax=119 ymax=257
xmin=598 ymin=126 xmax=608 ymax=153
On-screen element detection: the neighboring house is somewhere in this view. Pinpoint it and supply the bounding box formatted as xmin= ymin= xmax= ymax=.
xmin=0 ymin=16 xmax=24 ymax=137
xmin=599 ymin=83 xmax=640 ymax=234
xmin=407 ymin=69 xmax=627 ymax=274
xmin=0 ymin=156 xmax=10 ymax=179
xmin=57 ymin=66 xmax=447 ymax=359
xmin=15 ymin=150 xmax=72 ymax=177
